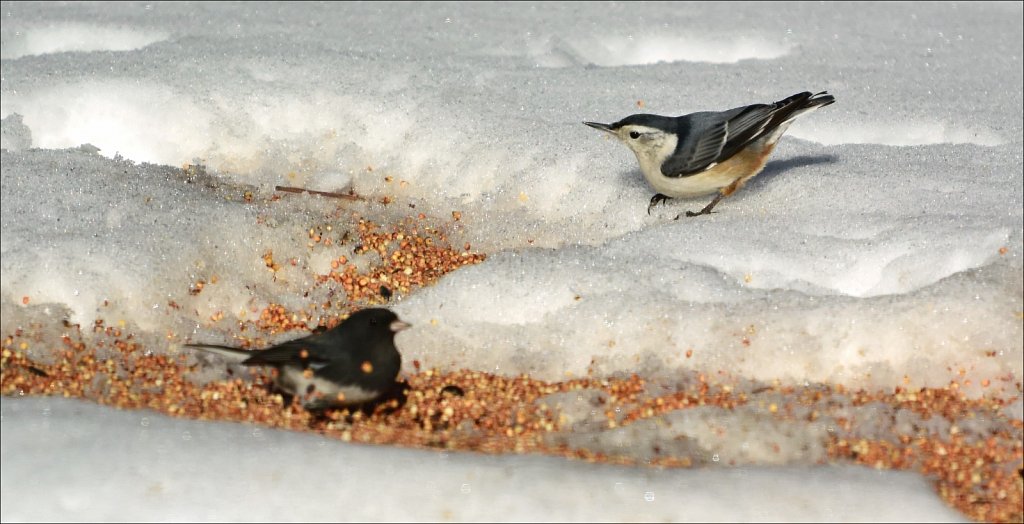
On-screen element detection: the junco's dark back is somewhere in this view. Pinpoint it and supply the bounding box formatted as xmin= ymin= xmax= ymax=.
xmin=187 ymin=307 xmax=410 ymax=410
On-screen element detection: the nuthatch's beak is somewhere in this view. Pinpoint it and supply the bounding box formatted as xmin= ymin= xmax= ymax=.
xmin=583 ymin=121 xmax=615 ymax=133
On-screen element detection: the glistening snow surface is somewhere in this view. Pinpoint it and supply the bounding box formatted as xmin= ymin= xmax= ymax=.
xmin=1 ymin=1 xmax=1020 ymax=522
xmin=0 ymin=397 xmax=965 ymax=522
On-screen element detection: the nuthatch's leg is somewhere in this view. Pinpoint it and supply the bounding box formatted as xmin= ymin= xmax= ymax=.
xmin=679 ymin=177 xmax=745 ymax=218
xmin=682 ymin=192 xmax=726 ymax=217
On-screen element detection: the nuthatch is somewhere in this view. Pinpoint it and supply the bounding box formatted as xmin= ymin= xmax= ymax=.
xmin=585 ymin=91 xmax=835 ymax=217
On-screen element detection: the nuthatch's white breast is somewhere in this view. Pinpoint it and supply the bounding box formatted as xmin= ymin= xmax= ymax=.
xmin=585 ymin=91 xmax=835 ymax=217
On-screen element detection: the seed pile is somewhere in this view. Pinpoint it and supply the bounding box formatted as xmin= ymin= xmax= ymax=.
xmin=3 ymin=325 xmax=1022 ymax=522
xmin=318 ymin=217 xmax=485 ymax=303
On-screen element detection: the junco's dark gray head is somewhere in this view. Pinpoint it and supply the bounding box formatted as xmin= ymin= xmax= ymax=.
xmin=338 ymin=308 xmax=411 ymax=342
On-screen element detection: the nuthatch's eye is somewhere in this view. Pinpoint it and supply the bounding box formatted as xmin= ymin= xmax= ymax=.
xmin=628 ymin=131 xmax=641 ymax=139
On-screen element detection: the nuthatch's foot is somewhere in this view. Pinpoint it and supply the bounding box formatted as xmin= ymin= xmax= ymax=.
xmin=675 ymin=192 xmax=725 ymax=219
xmin=648 ymin=193 xmax=671 ymax=215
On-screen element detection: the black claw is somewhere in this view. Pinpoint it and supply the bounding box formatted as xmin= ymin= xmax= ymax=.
xmin=647 ymin=193 xmax=671 ymax=215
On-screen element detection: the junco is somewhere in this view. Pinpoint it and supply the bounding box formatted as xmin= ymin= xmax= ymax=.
xmin=585 ymin=91 xmax=835 ymax=217
xmin=187 ymin=308 xmax=410 ymax=410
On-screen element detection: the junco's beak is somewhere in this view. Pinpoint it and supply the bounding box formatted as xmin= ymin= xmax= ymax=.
xmin=583 ymin=121 xmax=615 ymax=134
xmin=390 ymin=320 xmax=412 ymax=332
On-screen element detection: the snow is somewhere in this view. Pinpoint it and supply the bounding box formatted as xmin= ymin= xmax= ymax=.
xmin=1 ymin=397 xmax=965 ymax=523
xmin=1 ymin=1 xmax=1020 ymax=521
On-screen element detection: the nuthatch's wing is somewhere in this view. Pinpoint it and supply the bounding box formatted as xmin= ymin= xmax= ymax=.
xmin=662 ymin=91 xmax=833 ymax=177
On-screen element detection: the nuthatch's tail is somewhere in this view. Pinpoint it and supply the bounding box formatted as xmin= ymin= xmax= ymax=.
xmin=762 ymin=91 xmax=835 ymax=142
xmin=772 ymin=91 xmax=835 ymax=124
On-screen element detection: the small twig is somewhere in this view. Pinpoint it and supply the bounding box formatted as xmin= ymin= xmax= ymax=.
xmin=275 ymin=186 xmax=363 ymax=201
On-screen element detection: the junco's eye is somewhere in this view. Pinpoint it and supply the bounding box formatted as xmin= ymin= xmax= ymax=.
xmin=629 ymin=131 xmax=641 ymax=139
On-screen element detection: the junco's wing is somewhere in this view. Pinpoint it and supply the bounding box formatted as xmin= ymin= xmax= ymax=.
xmin=240 ymin=335 xmax=337 ymax=368
xmin=313 ymin=340 xmax=399 ymax=393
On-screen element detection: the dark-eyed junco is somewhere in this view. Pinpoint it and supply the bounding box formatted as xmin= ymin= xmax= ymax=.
xmin=585 ymin=91 xmax=835 ymax=217
xmin=187 ymin=308 xmax=410 ymax=410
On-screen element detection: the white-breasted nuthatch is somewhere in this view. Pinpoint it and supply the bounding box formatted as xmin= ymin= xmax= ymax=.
xmin=585 ymin=91 xmax=835 ymax=217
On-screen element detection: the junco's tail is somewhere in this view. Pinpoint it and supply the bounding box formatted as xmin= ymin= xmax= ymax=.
xmin=185 ymin=343 xmax=253 ymax=364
